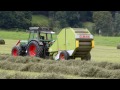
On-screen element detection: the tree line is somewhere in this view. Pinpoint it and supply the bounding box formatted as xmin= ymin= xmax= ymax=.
xmin=0 ymin=11 xmax=120 ymax=36
xmin=49 ymin=11 xmax=120 ymax=36
xmin=0 ymin=11 xmax=32 ymax=29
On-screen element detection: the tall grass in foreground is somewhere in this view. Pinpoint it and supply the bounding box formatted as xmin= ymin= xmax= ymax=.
xmin=0 ymin=69 xmax=65 ymax=79
xmin=1 ymin=56 xmax=120 ymax=78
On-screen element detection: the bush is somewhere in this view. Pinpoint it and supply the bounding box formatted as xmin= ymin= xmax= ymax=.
xmin=0 ymin=39 xmax=5 ymax=45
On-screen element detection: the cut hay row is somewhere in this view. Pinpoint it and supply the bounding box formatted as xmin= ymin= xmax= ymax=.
xmin=1 ymin=55 xmax=120 ymax=70
xmin=0 ymin=69 xmax=65 ymax=79
xmin=0 ymin=69 xmax=104 ymax=79
xmin=1 ymin=56 xmax=120 ymax=78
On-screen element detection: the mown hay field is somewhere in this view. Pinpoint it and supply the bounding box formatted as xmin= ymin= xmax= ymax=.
xmin=1 ymin=35 xmax=120 ymax=79
xmin=1 ymin=39 xmax=120 ymax=63
xmin=0 ymin=55 xmax=120 ymax=79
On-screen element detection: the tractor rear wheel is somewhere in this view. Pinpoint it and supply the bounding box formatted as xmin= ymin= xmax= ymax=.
xmin=27 ymin=41 xmax=43 ymax=58
xmin=59 ymin=51 xmax=69 ymax=60
xmin=81 ymin=53 xmax=91 ymax=61
xmin=11 ymin=46 xmax=21 ymax=56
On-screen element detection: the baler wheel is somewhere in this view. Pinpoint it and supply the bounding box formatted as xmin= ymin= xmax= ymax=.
xmin=59 ymin=51 xmax=69 ymax=60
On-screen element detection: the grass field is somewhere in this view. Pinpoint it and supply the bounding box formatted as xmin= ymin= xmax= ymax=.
xmin=92 ymin=45 xmax=120 ymax=63
xmin=1 ymin=30 xmax=120 ymax=78
xmin=1 ymin=39 xmax=120 ymax=63
xmin=0 ymin=32 xmax=120 ymax=63
xmin=0 ymin=39 xmax=18 ymax=54
xmin=0 ymin=30 xmax=28 ymax=40
xmin=1 ymin=30 xmax=120 ymax=46
xmin=32 ymin=15 xmax=50 ymax=27
xmin=94 ymin=35 xmax=120 ymax=46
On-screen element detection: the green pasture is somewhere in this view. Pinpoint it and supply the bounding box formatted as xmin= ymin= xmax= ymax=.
xmin=1 ymin=31 xmax=120 ymax=79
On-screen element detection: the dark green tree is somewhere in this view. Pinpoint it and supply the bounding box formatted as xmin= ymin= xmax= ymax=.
xmin=49 ymin=11 xmax=93 ymax=28
xmin=93 ymin=11 xmax=113 ymax=36
xmin=0 ymin=11 xmax=32 ymax=29
xmin=114 ymin=12 xmax=120 ymax=36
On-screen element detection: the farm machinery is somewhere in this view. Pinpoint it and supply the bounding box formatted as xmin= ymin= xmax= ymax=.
xmin=11 ymin=27 xmax=94 ymax=60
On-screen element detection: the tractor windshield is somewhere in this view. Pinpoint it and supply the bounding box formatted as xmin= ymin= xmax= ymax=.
xmin=28 ymin=27 xmax=56 ymax=42
xmin=28 ymin=30 xmax=56 ymax=41
xmin=39 ymin=32 xmax=55 ymax=41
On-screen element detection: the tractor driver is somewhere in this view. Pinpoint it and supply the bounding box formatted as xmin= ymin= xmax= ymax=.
xmin=40 ymin=36 xmax=45 ymax=40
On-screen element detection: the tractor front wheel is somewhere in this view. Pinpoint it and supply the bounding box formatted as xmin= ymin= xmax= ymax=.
xmin=11 ymin=46 xmax=21 ymax=56
xmin=59 ymin=51 xmax=69 ymax=60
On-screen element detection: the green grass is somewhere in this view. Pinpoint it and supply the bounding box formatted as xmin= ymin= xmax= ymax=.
xmin=1 ymin=30 xmax=120 ymax=47
xmin=94 ymin=35 xmax=120 ymax=47
xmin=32 ymin=15 xmax=50 ymax=27
xmin=0 ymin=30 xmax=57 ymax=40
xmin=0 ymin=39 xmax=18 ymax=54
xmin=1 ymin=35 xmax=120 ymax=63
xmin=91 ymin=45 xmax=120 ymax=63
xmin=1 ymin=29 xmax=120 ymax=78
xmin=1 ymin=39 xmax=120 ymax=63
xmin=0 ymin=30 xmax=29 ymax=40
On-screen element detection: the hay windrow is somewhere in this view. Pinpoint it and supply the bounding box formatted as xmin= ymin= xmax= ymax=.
xmin=1 ymin=56 xmax=120 ymax=78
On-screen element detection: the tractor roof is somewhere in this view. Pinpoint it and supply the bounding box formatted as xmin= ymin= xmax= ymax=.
xmin=29 ymin=27 xmax=55 ymax=34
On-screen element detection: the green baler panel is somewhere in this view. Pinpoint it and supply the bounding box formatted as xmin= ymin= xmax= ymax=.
xmin=57 ymin=28 xmax=66 ymax=50
xmin=49 ymin=27 xmax=76 ymax=52
xmin=49 ymin=39 xmax=58 ymax=52
xmin=66 ymin=28 xmax=76 ymax=50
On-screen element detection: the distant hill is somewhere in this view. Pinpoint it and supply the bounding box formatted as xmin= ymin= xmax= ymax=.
xmin=32 ymin=15 xmax=50 ymax=27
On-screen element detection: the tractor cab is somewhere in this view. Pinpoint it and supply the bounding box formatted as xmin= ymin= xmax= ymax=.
xmin=28 ymin=27 xmax=56 ymax=47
